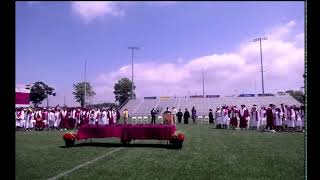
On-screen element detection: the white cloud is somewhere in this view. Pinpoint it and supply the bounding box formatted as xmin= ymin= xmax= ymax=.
xmin=146 ymin=1 xmax=178 ymax=7
xmin=93 ymin=20 xmax=304 ymax=102
xmin=71 ymin=1 xmax=124 ymax=23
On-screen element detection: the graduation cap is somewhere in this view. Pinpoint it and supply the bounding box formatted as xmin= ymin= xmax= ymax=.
xmin=241 ymin=104 xmax=245 ymax=107
xmin=253 ymin=104 xmax=257 ymax=107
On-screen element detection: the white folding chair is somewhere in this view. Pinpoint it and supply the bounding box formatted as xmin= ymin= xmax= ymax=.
xmin=143 ymin=116 xmax=149 ymax=124
xmin=158 ymin=116 xmax=163 ymax=124
xmin=203 ymin=116 xmax=210 ymax=124
xmin=137 ymin=117 xmax=143 ymax=124
xmin=131 ymin=117 xmax=137 ymax=124
xmin=197 ymin=116 xmax=203 ymax=124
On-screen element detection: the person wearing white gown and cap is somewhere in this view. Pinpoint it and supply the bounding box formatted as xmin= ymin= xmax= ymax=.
xmin=250 ymin=105 xmax=259 ymax=130
xmin=215 ymin=107 xmax=222 ymax=129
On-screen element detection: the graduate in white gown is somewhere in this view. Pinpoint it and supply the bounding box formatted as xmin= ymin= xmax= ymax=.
xmin=48 ymin=109 xmax=55 ymax=130
xmin=259 ymin=107 xmax=267 ymax=131
xmin=101 ymin=109 xmax=108 ymax=125
xmin=222 ymin=106 xmax=229 ymax=129
xmin=274 ymin=108 xmax=282 ymax=131
xmin=295 ymin=107 xmax=302 ymax=131
xmin=112 ymin=109 xmax=117 ymax=124
xmin=215 ymin=107 xmax=222 ymax=129
xmin=25 ymin=109 xmax=33 ymax=131
xmin=54 ymin=109 xmax=61 ymax=130
xmin=287 ymin=106 xmax=295 ymax=131
xmin=250 ymin=105 xmax=260 ymax=130
xmin=89 ymin=110 xmax=96 ymax=125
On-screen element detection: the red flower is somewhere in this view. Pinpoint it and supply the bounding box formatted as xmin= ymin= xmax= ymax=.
xmin=63 ymin=133 xmax=76 ymax=141
xmin=178 ymin=133 xmax=184 ymax=141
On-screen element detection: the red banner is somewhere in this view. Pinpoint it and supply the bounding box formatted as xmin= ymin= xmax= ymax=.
xmin=16 ymin=92 xmax=30 ymax=105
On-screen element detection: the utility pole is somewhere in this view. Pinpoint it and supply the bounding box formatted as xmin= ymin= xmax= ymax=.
xmin=253 ymin=37 xmax=268 ymax=95
xmin=84 ymin=59 xmax=87 ymax=107
xmin=202 ymin=67 xmax=205 ymax=97
xmin=128 ymin=47 xmax=140 ymax=100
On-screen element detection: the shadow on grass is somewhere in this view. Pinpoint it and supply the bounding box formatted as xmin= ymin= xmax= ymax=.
xmin=59 ymin=142 xmax=183 ymax=150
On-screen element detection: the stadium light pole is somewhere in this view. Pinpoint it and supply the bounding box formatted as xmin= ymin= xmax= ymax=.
xmin=128 ymin=47 xmax=140 ymax=100
xmin=202 ymin=67 xmax=205 ymax=97
xmin=84 ymin=59 xmax=87 ymax=108
xmin=253 ymin=37 xmax=268 ymax=95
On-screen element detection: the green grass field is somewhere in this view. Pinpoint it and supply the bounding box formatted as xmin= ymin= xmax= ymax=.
xmin=16 ymin=124 xmax=304 ymax=180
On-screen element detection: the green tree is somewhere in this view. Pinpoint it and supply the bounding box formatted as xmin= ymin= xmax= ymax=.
xmin=30 ymin=82 xmax=56 ymax=107
xmin=114 ymin=77 xmax=135 ymax=105
xmin=73 ymin=82 xmax=96 ymax=107
xmin=285 ymin=90 xmax=304 ymax=104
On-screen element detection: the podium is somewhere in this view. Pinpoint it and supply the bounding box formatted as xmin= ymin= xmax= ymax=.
xmin=163 ymin=113 xmax=174 ymax=125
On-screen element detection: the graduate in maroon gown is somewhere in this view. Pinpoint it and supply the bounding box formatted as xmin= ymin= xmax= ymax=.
xmin=35 ymin=108 xmax=45 ymax=131
xmin=229 ymin=106 xmax=238 ymax=130
xmin=239 ymin=104 xmax=250 ymax=130
xmin=75 ymin=108 xmax=81 ymax=128
xmin=108 ymin=108 xmax=114 ymax=125
xmin=266 ymin=104 xmax=275 ymax=131
xmin=60 ymin=108 xmax=68 ymax=130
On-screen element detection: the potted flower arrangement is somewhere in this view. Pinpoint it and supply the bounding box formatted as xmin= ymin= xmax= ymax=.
xmin=63 ymin=132 xmax=76 ymax=147
xmin=170 ymin=132 xmax=184 ymax=148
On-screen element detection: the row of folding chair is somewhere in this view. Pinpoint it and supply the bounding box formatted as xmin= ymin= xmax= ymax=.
xmin=197 ymin=115 xmax=210 ymax=124
xmin=131 ymin=116 xmax=164 ymax=124
xmin=130 ymin=116 xmax=210 ymax=124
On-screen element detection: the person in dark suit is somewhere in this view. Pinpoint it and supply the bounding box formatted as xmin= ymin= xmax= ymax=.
xmin=151 ymin=108 xmax=157 ymax=124
xmin=183 ymin=108 xmax=190 ymax=124
xmin=209 ymin=109 xmax=214 ymax=125
xmin=176 ymin=109 xmax=183 ymax=124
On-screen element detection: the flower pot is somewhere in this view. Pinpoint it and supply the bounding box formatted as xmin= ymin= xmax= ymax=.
xmin=65 ymin=139 xmax=75 ymax=147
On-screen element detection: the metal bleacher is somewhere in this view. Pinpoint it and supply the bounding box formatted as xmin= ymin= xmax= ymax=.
xmin=120 ymin=94 xmax=302 ymax=117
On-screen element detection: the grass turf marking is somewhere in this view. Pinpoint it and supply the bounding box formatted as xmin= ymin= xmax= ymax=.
xmin=47 ymin=147 xmax=124 ymax=180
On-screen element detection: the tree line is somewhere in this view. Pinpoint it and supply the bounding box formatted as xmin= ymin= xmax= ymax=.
xmin=28 ymin=77 xmax=135 ymax=108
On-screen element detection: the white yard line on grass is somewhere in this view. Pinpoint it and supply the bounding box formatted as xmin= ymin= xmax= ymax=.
xmin=47 ymin=147 xmax=124 ymax=180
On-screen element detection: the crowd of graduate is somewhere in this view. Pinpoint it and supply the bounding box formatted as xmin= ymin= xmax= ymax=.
xmin=156 ymin=104 xmax=304 ymax=132
xmin=16 ymin=103 xmax=304 ymax=132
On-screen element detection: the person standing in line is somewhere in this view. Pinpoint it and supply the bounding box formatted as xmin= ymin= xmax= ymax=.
xmin=112 ymin=108 xmax=117 ymax=124
xmin=266 ymin=104 xmax=275 ymax=131
xmin=280 ymin=104 xmax=286 ymax=131
xmin=54 ymin=108 xmax=61 ymax=130
xmin=208 ymin=109 xmax=214 ymax=125
xmin=183 ymin=108 xmax=190 ymax=124
xmin=222 ymin=106 xmax=229 ymax=129
xmin=48 ymin=109 xmax=55 ymax=130
xmin=259 ymin=106 xmax=267 ymax=131
xmin=295 ymin=106 xmax=302 ymax=131
xmin=151 ymin=108 xmax=157 ymax=124
xmin=215 ymin=107 xmax=222 ymax=129
xmin=89 ymin=110 xmax=96 ymax=125
xmin=191 ymin=106 xmax=197 ymax=124
xmin=108 ymin=108 xmax=114 ymax=125
xmin=176 ymin=109 xmax=183 ymax=124
xmin=239 ymin=105 xmax=250 ymax=130
xmin=229 ymin=106 xmax=238 ymax=130
xmin=274 ymin=108 xmax=282 ymax=131
xmin=301 ymin=106 xmax=305 ymax=132
xmin=123 ymin=109 xmax=129 ymax=124
xmin=116 ymin=109 xmax=121 ymax=124
xmin=42 ymin=108 xmax=48 ymax=130
xmin=250 ymin=105 xmax=259 ymax=130
xmin=25 ymin=109 xmax=32 ymax=131
xmin=172 ymin=107 xmax=177 ymax=124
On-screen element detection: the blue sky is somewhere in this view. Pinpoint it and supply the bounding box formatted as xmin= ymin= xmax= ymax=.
xmin=16 ymin=1 xmax=305 ymax=106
